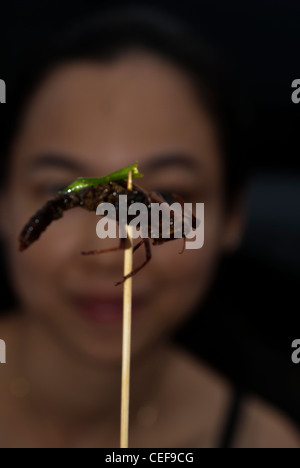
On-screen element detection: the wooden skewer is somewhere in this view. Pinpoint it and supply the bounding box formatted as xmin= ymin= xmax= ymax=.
xmin=120 ymin=170 xmax=133 ymax=448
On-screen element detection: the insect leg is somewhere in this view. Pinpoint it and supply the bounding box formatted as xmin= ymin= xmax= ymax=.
xmin=115 ymin=238 xmax=152 ymax=286
xmin=133 ymin=238 xmax=146 ymax=253
xmin=81 ymin=237 xmax=127 ymax=256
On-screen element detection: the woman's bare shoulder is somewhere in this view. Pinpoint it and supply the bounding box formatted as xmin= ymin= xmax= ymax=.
xmin=165 ymin=346 xmax=300 ymax=448
xmin=161 ymin=345 xmax=232 ymax=447
xmin=234 ymin=396 xmax=300 ymax=448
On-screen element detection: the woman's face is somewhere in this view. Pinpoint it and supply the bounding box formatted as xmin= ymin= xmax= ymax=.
xmin=0 ymin=53 xmax=242 ymax=363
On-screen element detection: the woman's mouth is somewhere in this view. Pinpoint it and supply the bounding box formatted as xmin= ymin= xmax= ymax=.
xmin=70 ymin=294 xmax=143 ymax=324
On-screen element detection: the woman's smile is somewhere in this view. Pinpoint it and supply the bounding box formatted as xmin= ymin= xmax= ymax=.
xmin=68 ymin=292 xmax=144 ymax=325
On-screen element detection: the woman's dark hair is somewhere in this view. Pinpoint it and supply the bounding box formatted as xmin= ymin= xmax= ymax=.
xmin=0 ymin=5 xmax=248 ymax=310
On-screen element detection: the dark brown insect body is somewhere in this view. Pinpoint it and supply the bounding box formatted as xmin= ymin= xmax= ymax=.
xmin=19 ymin=180 xmax=197 ymax=284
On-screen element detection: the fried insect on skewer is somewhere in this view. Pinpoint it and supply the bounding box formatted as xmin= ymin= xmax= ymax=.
xmin=19 ymin=164 xmax=198 ymax=284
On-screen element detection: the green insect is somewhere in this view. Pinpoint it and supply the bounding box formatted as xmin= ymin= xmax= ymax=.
xmin=61 ymin=163 xmax=143 ymax=193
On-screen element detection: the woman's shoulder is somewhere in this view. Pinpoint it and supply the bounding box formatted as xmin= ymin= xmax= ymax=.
xmin=165 ymin=345 xmax=300 ymax=448
xmin=235 ymin=396 xmax=300 ymax=448
xmin=162 ymin=345 xmax=232 ymax=447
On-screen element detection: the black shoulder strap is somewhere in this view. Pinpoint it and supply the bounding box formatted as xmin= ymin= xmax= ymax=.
xmin=219 ymin=388 xmax=244 ymax=449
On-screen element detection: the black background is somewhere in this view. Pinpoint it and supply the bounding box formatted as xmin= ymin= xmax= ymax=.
xmin=0 ymin=0 xmax=299 ymax=425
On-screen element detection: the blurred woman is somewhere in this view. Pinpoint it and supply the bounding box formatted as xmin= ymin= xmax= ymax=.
xmin=0 ymin=7 xmax=298 ymax=447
